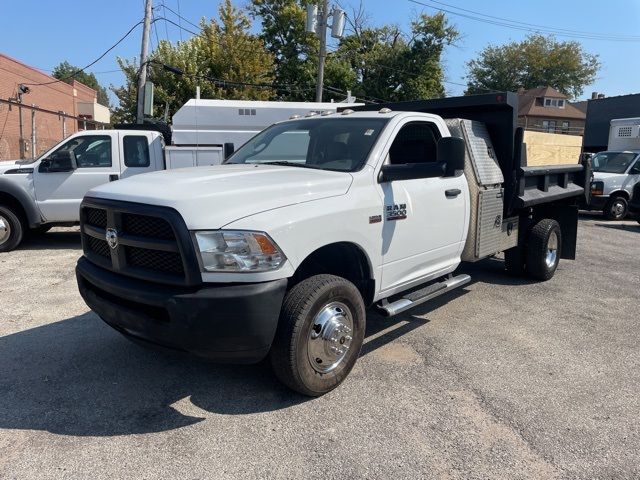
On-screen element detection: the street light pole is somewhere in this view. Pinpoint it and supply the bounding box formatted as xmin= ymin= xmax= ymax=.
xmin=136 ymin=0 xmax=153 ymax=124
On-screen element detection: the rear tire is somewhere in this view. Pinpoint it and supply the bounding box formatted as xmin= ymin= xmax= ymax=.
xmin=0 ymin=205 xmax=24 ymax=253
xmin=526 ymin=219 xmax=561 ymax=281
xmin=270 ymin=274 xmax=366 ymax=397
xmin=603 ymin=195 xmax=628 ymax=220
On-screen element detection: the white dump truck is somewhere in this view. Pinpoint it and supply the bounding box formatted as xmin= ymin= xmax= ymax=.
xmin=75 ymin=93 xmax=590 ymax=396
xmin=0 ymin=99 xmax=360 ymax=251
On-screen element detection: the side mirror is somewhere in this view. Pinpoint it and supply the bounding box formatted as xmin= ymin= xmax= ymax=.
xmin=224 ymin=142 xmax=235 ymax=159
xmin=437 ymin=137 xmax=465 ymax=177
xmin=39 ymin=151 xmax=77 ymax=173
xmin=379 ymin=162 xmax=445 ymax=183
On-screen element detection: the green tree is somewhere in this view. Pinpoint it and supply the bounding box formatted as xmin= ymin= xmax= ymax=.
xmin=332 ymin=12 xmax=458 ymax=102
xmin=248 ymin=0 xmax=318 ymax=100
xmin=52 ymin=61 xmax=111 ymax=107
xmin=111 ymin=0 xmax=274 ymax=123
xmin=465 ymin=34 xmax=601 ymax=99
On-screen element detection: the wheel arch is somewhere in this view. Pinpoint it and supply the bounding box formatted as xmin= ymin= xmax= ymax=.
xmin=291 ymin=241 xmax=375 ymax=306
xmin=609 ymin=190 xmax=630 ymax=200
xmin=0 ymin=180 xmax=41 ymax=227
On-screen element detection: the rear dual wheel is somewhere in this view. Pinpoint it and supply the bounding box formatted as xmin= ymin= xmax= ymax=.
xmin=270 ymin=274 xmax=366 ymax=397
xmin=504 ymin=218 xmax=561 ymax=281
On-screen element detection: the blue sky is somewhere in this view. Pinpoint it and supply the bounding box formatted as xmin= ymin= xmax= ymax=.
xmin=2 ymin=0 xmax=639 ymax=105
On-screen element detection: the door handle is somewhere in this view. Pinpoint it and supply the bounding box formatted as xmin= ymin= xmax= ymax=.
xmin=445 ymin=188 xmax=461 ymax=198
xmin=109 ymin=174 xmax=119 ymax=182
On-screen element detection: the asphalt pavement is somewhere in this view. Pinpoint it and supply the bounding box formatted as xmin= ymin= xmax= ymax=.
xmin=0 ymin=215 xmax=638 ymax=479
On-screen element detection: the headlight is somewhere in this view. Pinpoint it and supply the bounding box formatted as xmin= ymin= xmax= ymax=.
xmin=194 ymin=230 xmax=286 ymax=272
xmin=591 ymin=181 xmax=604 ymax=196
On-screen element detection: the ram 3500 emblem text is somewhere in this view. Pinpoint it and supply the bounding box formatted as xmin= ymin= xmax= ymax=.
xmin=385 ymin=203 xmax=407 ymax=221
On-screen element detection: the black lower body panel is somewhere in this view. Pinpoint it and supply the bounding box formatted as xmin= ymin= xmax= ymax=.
xmin=76 ymin=257 xmax=287 ymax=363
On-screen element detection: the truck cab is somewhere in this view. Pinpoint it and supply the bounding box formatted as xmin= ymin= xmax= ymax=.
xmin=0 ymin=130 xmax=163 ymax=251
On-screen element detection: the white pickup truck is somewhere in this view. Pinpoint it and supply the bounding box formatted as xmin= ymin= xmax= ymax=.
xmin=0 ymin=129 xmax=168 ymax=251
xmin=75 ymin=93 xmax=590 ymax=396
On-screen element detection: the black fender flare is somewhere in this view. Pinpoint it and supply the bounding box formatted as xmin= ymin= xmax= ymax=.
xmin=0 ymin=177 xmax=42 ymax=227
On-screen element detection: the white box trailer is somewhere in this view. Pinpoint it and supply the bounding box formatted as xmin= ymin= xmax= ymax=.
xmin=608 ymin=117 xmax=640 ymax=151
xmin=166 ymin=99 xmax=363 ymax=167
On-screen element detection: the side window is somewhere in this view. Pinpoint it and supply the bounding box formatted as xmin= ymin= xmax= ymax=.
xmin=388 ymin=122 xmax=440 ymax=165
xmin=49 ymin=135 xmax=112 ymax=168
xmin=630 ymin=160 xmax=640 ymax=175
xmin=123 ymin=136 xmax=151 ymax=167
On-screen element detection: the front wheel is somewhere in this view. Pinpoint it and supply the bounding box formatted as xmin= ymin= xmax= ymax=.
xmin=604 ymin=196 xmax=628 ymax=220
xmin=526 ymin=219 xmax=561 ymax=281
xmin=0 ymin=205 xmax=24 ymax=253
xmin=270 ymin=274 xmax=366 ymax=396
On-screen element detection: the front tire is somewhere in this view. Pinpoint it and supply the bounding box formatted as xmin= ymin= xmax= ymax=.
xmin=0 ymin=205 xmax=24 ymax=253
xmin=270 ymin=274 xmax=366 ymax=396
xmin=526 ymin=219 xmax=561 ymax=281
xmin=604 ymin=196 xmax=628 ymax=220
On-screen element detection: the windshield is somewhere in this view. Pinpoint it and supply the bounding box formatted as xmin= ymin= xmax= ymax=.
xmin=225 ymin=117 xmax=389 ymax=172
xmin=592 ymin=152 xmax=638 ymax=174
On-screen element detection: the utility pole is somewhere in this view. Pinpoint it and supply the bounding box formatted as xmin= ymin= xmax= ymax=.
xmin=315 ymin=0 xmax=329 ymax=103
xmin=307 ymin=2 xmax=346 ymax=103
xmin=136 ymin=0 xmax=153 ymax=124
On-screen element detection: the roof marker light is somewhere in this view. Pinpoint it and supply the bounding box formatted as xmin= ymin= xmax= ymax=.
xmin=379 ymin=107 xmax=392 ymax=114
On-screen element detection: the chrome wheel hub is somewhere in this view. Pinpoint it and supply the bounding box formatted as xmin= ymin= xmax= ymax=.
xmin=545 ymin=231 xmax=558 ymax=268
xmin=612 ymin=201 xmax=625 ymax=217
xmin=0 ymin=216 xmax=10 ymax=245
xmin=307 ymin=301 xmax=353 ymax=373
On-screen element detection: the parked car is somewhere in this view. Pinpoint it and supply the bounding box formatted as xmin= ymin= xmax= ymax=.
xmin=75 ymin=93 xmax=589 ymax=396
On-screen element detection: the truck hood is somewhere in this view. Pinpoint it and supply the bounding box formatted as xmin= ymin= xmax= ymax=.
xmin=87 ymin=164 xmax=353 ymax=229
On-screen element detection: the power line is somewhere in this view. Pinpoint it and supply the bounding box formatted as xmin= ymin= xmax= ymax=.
xmin=158 ymin=3 xmax=201 ymax=31
xmin=422 ymin=0 xmax=640 ymax=41
xmin=409 ymin=0 xmax=640 ymax=42
xmin=23 ymin=20 xmax=143 ymax=87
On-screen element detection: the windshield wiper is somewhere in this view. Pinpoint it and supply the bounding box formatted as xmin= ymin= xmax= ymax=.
xmin=261 ymin=161 xmax=319 ymax=169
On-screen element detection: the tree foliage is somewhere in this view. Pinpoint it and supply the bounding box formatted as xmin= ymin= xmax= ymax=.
xmin=111 ymin=0 xmax=274 ymax=123
xmin=332 ymin=12 xmax=458 ymax=102
xmin=51 ymin=61 xmax=111 ymax=107
xmin=465 ymin=34 xmax=601 ymax=99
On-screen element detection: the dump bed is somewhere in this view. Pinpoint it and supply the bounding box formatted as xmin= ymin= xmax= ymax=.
xmin=353 ymin=92 xmax=590 ymax=217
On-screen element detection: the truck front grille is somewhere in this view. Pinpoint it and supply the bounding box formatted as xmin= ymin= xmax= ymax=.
xmin=80 ymin=199 xmax=201 ymax=287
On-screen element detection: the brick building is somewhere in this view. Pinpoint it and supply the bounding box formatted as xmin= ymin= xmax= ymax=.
xmin=517 ymin=86 xmax=586 ymax=136
xmin=0 ymin=53 xmax=110 ymax=161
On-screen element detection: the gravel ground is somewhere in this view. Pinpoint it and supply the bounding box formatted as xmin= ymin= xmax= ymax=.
xmin=0 ymin=215 xmax=638 ymax=479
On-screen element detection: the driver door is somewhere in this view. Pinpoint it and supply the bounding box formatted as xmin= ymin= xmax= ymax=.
xmin=378 ymin=120 xmax=467 ymax=293
xmin=33 ymin=134 xmax=118 ymax=222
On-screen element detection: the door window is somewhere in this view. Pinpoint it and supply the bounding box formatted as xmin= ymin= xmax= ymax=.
xmin=388 ymin=122 xmax=440 ymax=165
xmin=123 ymin=135 xmax=151 ymax=167
xmin=44 ymin=135 xmax=111 ymax=168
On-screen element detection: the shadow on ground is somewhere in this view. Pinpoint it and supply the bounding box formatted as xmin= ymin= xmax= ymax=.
xmin=20 ymin=229 xmax=81 ymax=250
xmin=0 ymin=251 xmax=526 ymax=437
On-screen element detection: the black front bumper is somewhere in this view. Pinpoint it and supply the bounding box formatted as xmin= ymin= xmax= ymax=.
xmin=76 ymin=256 xmax=288 ymax=363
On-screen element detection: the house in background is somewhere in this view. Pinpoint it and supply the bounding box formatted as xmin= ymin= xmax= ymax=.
xmin=517 ymin=86 xmax=585 ymax=136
